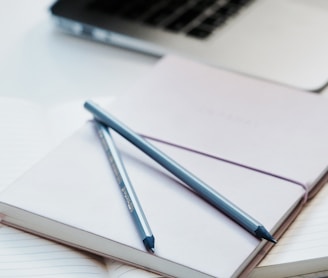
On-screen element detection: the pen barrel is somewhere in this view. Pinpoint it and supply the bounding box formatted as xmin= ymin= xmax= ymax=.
xmin=95 ymin=122 xmax=154 ymax=245
xmin=190 ymin=181 xmax=260 ymax=233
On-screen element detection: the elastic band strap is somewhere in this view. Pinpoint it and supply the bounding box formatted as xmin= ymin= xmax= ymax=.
xmin=141 ymin=134 xmax=309 ymax=203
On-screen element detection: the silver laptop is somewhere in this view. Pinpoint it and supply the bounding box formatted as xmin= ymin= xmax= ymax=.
xmin=50 ymin=0 xmax=328 ymax=91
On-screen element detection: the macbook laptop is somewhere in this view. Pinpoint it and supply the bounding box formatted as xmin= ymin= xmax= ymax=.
xmin=50 ymin=0 xmax=328 ymax=91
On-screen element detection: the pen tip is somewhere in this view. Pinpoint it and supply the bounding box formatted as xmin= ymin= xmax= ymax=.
xmin=143 ymin=236 xmax=155 ymax=253
xmin=255 ymin=226 xmax=277 ymax=244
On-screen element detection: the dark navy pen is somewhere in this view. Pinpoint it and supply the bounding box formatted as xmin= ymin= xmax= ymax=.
xmin=86 ymin=100 xmax=276 ymax=244
xmin=94 ymin=120 xmax=155 ymax=252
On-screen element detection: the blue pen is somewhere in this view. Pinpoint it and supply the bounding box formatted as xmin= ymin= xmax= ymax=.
xmin=94 ymin=120 xmax=155 ymax=252
xmin=85 ymin=100 xmax=276 ymax=243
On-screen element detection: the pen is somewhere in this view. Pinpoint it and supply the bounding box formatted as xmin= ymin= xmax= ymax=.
xmin=94 ymin=120 xmax=155 ymax=252
xmin=85 ymin=100 xmax=277 ymax=243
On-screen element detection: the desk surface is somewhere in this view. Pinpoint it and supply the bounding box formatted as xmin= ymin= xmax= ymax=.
xmin=2 ymin=0 xmax=328 ymax=104
xmin=2 ymin=0 xmax=328 ymax=106
xmin=0 ymin=0 xmax=158 ymax=105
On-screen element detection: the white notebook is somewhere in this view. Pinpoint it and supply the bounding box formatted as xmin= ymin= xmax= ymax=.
xmin=0 ymin=225 xmax=161 ymax=278
xmin=251 ymin=184 xmax=328 ymax=277
xmin=0 ymin=96 xmax=160 ymax=278
xmin=1 ymin=56 xmax=328 ymax=277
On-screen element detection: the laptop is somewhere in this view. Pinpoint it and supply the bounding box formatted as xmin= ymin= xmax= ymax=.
xmin=50 ymin=0 xmax=328 ymax=91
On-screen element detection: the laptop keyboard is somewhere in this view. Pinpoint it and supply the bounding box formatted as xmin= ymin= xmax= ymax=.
xmin=88 ymin=0 xmax=254 ymax=39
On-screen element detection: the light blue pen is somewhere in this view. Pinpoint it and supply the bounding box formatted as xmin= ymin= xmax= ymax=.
xmin=85 ymin=100 xmax=276 ymax=243
xmin=94 ymin=120 xmax=155 ymax=252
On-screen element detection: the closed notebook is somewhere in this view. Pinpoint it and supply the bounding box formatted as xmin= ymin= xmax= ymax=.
xmin=1 ymin=56 xmax=328 ymax=277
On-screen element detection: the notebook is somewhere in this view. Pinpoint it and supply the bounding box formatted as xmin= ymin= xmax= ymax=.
xmin=0 ymin=97 xmax=161 ymax=278
xmin=49 ymin=0 xmax=328 ymax=91
xmin=250 ymin=185 xmax=328 ymax=278
xmin=1 ymin=56 xmax=328 ymax=277
xmin=0 ymin=97 xmax=93 ymax=192
xmin=0 ymin=225 xmax=162 ymax=278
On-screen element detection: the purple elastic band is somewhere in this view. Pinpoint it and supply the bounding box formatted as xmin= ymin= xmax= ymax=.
xmin=141 ymin=134 xmax=309 ymax=203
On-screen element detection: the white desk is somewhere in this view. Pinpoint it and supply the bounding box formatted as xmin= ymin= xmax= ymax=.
xmin=0 ymin=0 xmax=157 ymax=105
xmin=2 ymin=0 xmax=328 ymax=104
